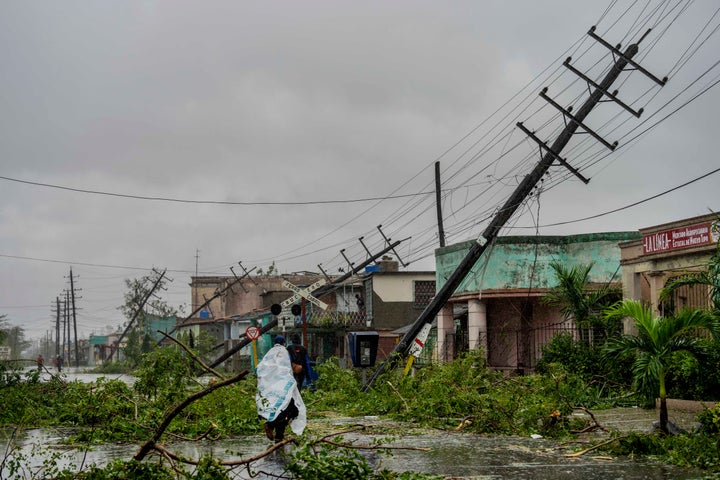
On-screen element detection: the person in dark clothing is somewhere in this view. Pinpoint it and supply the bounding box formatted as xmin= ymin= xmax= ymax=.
xmin=355 ymin=293 xmax=365 ymax=310
xmin=265 ymin=398 xmax=299 ymax=442
xmin=287 ymin=333 xmax=311 ymax=390
xmin=355 ymin=293 xmax=366 ymax=320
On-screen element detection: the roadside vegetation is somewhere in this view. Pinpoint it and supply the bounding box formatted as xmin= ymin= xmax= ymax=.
xmin=1 ymin=242 xmax=719 ymax=478
xmin=3 ymin=339 xmax=720 ymax=478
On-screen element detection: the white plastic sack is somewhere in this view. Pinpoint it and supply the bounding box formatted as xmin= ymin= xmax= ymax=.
xmin=255 ymin=344 xmax=307 ymax=435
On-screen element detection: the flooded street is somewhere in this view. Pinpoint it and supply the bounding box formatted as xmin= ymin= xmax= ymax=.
xmin=1 ymin=369 xmax=710 ymax=479
xmin=3 ymin=411 xmax=709 ymax=479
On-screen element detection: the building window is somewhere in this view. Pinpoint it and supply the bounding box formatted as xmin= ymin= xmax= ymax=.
xmin=414 ymin=280 xmax=436 ymax=308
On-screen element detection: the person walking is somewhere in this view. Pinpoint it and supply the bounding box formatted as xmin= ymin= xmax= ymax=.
xmin=37 ymin=354 xmax=44 ymax=371
xmin=256 ymin=335 xmax=306 ymax=443
xmin=287 ymin=333 xmax=311 ymax=391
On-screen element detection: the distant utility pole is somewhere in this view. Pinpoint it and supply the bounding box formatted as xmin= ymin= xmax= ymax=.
xmin=364 ymin=27 xmax=665 ymax=391
xmin=55 ymin=296 xmax=60 ymax=358
xmin=64 ymin=290 xmax=70 ymax=364
xmin=69 ymin=268 xmax=80 ymax=368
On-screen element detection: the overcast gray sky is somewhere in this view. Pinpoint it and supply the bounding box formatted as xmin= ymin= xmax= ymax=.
xmin=1 ymin=1 xmax=719 ymax=343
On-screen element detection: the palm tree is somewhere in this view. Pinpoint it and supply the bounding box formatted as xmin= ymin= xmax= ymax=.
xmin=603 ymin=299 xmax=720 ymax=433
xmin=542 ymin=261 xmax=622 ymax=343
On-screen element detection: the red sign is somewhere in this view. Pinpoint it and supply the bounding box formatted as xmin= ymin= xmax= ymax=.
xmin=245 ymin=325 xmax=261 ymax=341
xmin=642 ymin=221 xmax=717 ymax=255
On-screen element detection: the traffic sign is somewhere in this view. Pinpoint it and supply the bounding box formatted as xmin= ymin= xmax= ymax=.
xmin=245 ymin=325 xmax=261 ymax=341
xmin=281 ymin=279 xmax=328 ymax=310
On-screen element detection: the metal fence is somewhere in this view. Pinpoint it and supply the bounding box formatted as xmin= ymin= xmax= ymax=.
xmin=439 ymin=322 xmax=585 ymax=371
xmin=305 ymin=310 xmax=369 ymax=328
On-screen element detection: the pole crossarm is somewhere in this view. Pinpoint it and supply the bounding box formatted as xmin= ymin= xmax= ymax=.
xmin=587 ymin=26 xmax=668 ymax=86
xmin=563 ymin=58 xmax=643 ymax=118
xmin=516 ymin=122 xmax=590 ymax=184
xmin=377 ymin=225 xmax=407 ymax=267
xmin=163 ymin=265 xmax=256 ymax=340
xmin=539 ymin=88 xmax=618 ymax=151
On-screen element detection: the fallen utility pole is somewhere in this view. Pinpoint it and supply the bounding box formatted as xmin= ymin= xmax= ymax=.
xmin=363 ymin=30 xmax=657 ymax=391
xmin=162 ymin=265 xmax=256 ymax=341
xmin=108 ymin=269 xmax=167 ymax=362
xmin=206 ymin=238 xmax=407 ymax=372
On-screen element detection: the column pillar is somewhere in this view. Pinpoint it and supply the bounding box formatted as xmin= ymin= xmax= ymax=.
xmin=647 ymin=271 xmax=666 ymax=316
xmin=468 ymin=299 xmax=487 ymax=356
xmin=435 ymin=304 xmax=454 ymax=363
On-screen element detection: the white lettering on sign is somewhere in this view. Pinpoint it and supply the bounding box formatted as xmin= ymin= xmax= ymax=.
xmin=643 ymin=222 xmax=713 ymax=255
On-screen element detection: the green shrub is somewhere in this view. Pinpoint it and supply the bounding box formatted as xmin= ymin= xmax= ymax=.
xmin=666 ymin=340 xmax=720 ymax=401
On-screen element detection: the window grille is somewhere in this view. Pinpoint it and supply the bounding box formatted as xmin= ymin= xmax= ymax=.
xmin=414 ymin=280 xmax=436 ymax=308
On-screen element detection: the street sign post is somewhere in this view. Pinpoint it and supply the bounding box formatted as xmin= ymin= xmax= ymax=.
xmin=245 ymin=325 xmax=261 ymax=366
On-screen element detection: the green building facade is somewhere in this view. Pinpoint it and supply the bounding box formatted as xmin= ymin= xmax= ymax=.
xmin=433 ymin=232 xmax=640 ymax=371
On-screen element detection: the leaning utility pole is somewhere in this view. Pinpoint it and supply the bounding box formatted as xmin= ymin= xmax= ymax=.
xmin=162 ymin=264 xmax=257 ymax=341
xmin=206 ymin=238 xmax=407 ymax=371
xmin=107 ymin=269 xmax=167 ymax=362
xmin=364 ymin=27 xmax=665 ymax=390
xmin=435 ymin=161 xmax=446 ymax=248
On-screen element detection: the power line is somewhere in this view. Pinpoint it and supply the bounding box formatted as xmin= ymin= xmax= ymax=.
xmin=0 ymin=253 xmax=191 ymax=273
xmin=513 ymin=166 xmax=720 ymax=229
xmin=0 ymin=174 xmax=431 ymax=206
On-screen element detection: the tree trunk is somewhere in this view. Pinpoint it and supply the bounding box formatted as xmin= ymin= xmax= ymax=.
xmin=658 ymin=374 xmax=668 ymax=434
xmin=659 ymin=397 xmax=668 ymax=433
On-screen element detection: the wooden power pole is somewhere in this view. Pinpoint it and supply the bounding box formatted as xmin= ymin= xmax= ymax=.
xmin=364 ymin=27 xmax=666 ymax=390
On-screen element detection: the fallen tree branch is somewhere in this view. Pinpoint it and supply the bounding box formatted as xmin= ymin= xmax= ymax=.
xmin=145 ymin=425 xmax=430 ymax=471
xmin=564 ymin=436 xmax=627 ymax=457
xmin=134 ymin=370 xmax=249 ymax=461
xmin=570 ymin=406 xmax=608 ymax=433
xmin=550 ymin=373 xmax=607 ymax=433
xmin=149 ymin=438 xmax=294 ymax=466
xmin=157 ymin=330 xmax=226 ymax=380
xmin=319 ymin=438 xmax=431 ymax=452
xmin=386 ymin=381 xmax=409 ymax=412
xmin=162 ymin=423 xmax=220 ymax=442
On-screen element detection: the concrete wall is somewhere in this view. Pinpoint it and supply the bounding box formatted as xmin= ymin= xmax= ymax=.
xmin=434 ymin=232 xmax=640 ymax=369
xmin=436 ymin=233 xmax=640 ymax=294
xmin=368 ymin=272 xmax=435 ymax=330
